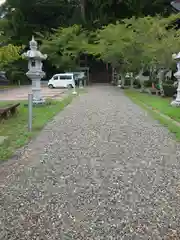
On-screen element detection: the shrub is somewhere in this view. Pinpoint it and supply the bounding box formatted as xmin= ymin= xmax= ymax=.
xmin=124 ymin=78 xmax=131 ymax=86
xmin=144 ymin=80 xmax=153 ymax=88
xmin=133 ymin=79 xmax=141 ymax=88
xmin=165 ymin=80 xmax=174 ymax=85
xmin=163 ymin=83 xmax=177 ymax=97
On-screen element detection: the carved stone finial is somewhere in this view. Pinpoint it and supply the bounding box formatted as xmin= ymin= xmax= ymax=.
xmin=30 ymin=36 xmax=38 ymax=50
xmin=172 ymin=52 xmax=180 ymax=60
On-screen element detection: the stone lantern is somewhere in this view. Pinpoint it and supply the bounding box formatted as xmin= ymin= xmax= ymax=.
xmin=23 ymin=36 xmax=47 ymax=104
xmin=171 ymin=52 xmax=180 ymax=106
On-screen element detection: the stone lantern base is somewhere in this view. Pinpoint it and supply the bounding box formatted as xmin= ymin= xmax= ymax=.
xmin=26 ymin=71 xmax=46 ymax=105
xmin=171 ymin=100 xmax=180 ymax=107
xmin=33 ymin=98 xmax=46 ymax=105
xmin=31 ymin=88 xmax=45 ymax=105
xmin=171 ymin=71 xmax=180 ymax=107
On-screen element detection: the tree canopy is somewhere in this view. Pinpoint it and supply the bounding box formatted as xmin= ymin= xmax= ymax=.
xmin=40 ymin=25 xmax=89 ymax=70
xmin=40 ymin=13 xmax=180 ymax=76
xmin=0 ymin=0 xmax=173 ymax=45
xmin=0 ymin=0 xmax=178 ymax=84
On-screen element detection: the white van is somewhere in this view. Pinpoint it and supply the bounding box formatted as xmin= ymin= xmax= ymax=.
xmin=48 ymin=73 xmax=75 ymax=89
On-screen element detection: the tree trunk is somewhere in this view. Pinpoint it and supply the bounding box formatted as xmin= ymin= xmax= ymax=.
xmin=112 ymin=67 xmax=117 ymax=85
xmin=130 ymin=73 xmax=134 ymax=88
xmin=158 ymin=69 xmax=165 ymax=97
xmin=138 ymin=68 xmax=145 ymax=92
xmin=80 ymin=0 xmax=86 ymax=22
xmin=149 ymin=66 xmax=157 ymax=83
xmin=120 ymin=73 xmax=125 ymax=88
xmin=140 ymin=80 xmax=145 ymax=92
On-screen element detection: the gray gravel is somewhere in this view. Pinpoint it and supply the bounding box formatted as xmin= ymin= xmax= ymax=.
xmin=1 ymin=85 xmax=180 ymax=239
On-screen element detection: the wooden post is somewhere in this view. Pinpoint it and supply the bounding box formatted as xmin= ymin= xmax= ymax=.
xmin=112 ymin=67 xmax=114 ymax=84
xmin=106 ymin=63 xmax=108 ymax=71
xmin=85 ymin=55 xmax=87 ymax=67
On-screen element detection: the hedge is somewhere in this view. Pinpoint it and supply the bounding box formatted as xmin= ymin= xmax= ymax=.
xmin=163 ymin=84 xmax=177 ymax=97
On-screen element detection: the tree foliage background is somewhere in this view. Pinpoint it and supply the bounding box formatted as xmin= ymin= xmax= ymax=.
xmin=0 ymin=0 xmax=179 ymax=84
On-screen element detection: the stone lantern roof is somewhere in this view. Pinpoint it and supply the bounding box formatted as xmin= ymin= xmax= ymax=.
xmin=23 ymin=36 xmax=47 ymax=60
xmin=172 ymin=52 xmax=180 ymax=60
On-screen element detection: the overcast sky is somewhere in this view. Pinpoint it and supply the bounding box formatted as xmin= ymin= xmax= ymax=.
xmin=0 ymin=0 xmax=5 ymax=5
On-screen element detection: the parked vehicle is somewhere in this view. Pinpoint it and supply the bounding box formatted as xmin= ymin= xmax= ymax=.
xmin=48 ymin=73 xmax=75 ymax=89
xmin=0 ymin=71 xmax=9 ymax=85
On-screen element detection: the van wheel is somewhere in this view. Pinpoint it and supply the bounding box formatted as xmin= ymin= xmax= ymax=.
xmin=48 ymin=84 xmax=54 ymax=89
xmin=67 ymin=84 xmax=73 ymax=89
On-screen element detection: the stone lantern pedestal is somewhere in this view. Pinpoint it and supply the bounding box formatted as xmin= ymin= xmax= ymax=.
xmin=171 ymin=53 xmax=180 ymax=107
xmin=26 ymin=71 xmax=46 ymax=104
xmin=23 ymin=36 xmax=47 ymax=104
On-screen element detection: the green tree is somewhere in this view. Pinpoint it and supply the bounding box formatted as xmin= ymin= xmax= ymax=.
xmin=85 ymin=14 xmax=180 ymax=89
xmin=0 ymin=0 xmax=173 ymax=46
xmin=41 ymin=25 xmax=89 ymax=71
xmin=0 ymin=44 xmax=21 ymax=68
xmin=86 ymin=21 xmax=142 ymax=86
xmin=130 ymin=14 xmax=180 ymax=94
xmin=0 ymin=0 xmax=80 ymax=45
xmin=81 ymin=0 xmax=172 ymax=28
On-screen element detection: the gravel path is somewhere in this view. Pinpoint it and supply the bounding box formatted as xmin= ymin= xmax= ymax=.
xmin=1 ymin=85 xmax=180 ymax=239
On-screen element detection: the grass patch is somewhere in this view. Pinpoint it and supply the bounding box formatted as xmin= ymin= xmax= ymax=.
xmin=0 ymin=94 xmax=74 ymax=161
xmin=125 ymin=89 xmax=180 ymax=121
xmin=124 ymin=89 xmax=180 ymax=140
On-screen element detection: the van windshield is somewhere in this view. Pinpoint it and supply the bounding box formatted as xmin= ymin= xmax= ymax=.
xmin=60 ymin=75 xmax=72 ymax=80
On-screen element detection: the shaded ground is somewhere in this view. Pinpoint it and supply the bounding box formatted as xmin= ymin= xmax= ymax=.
xmin=0 ymin=85 xmax=67 ymax=101
xmin=0 ymin=85 xmax=180 ymax=239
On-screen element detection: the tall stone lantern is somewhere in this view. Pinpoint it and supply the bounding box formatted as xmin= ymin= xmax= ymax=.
xmin=171 ymin=52 xmax=180 ymax=107
xmin=23 ymin=36 xmax=47 ymax=104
